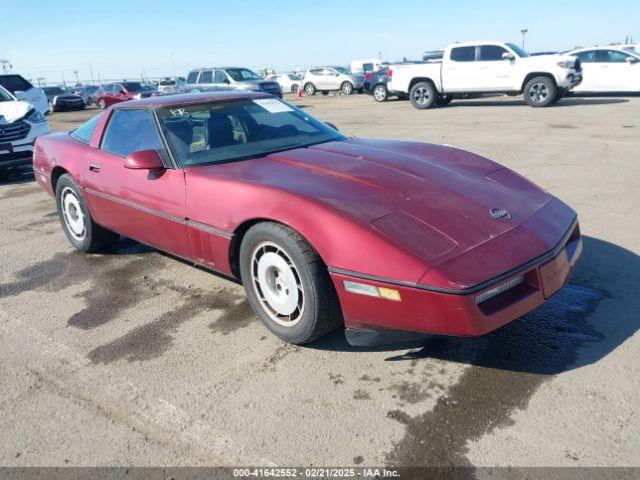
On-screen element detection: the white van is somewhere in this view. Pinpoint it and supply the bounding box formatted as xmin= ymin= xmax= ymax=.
xmin=0 ymin=74 xmax=49 ymax=114
xmin=350 ymin=58 xmax=383 ymax=74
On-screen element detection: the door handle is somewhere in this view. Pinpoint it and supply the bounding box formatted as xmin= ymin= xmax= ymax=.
xmin=89 ymin=163 xmax=101 ymax=172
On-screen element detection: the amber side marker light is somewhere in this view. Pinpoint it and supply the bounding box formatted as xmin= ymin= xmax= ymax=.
xmin=343 ymin=281 xmax=402 ymax=301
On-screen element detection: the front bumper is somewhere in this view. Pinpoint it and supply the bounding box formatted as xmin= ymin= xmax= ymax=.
xmin=558 ymin=71 xmax=583 ymax=90
xmin=53 ymin=99 xmax=85 ymax=110
xmin=331 ymin=220 xmax=582 ymax=343
xmin=0 ymin=122 xmax=49 ymax=168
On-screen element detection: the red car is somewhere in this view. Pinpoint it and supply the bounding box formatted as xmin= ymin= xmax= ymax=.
xmin=33 ymin=92 xmax=582 ymax=346
xmin=95 ymin=81 xmax=158 ymax=109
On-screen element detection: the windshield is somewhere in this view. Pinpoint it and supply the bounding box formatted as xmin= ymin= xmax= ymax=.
xmin=0 ymin=87 xmax=13 ymax=102
xmin=226 ymin=68 xmax=262 ymax=81
xmin=333 ymin=66 xmax=350 ymax=75
xmin=122 ymin=82 xmax=143 ymax=92
xmin=44 ymin=87 xmax=65 ymax=94
xmin=506 ymin=43 xmax=530 ymax=58
xmin=157 ymin=98 xmax=345 ymax=167
xmin=287 ymin=74 xmax=301 ymax=80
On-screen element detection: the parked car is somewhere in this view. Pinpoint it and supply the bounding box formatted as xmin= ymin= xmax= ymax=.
xmin=0 ymin=74 xmax=49 ymax=114
xmin=301 ymin=67 xmax=364 ymax=96
xmin=43 ymin=87 xmax=85 ymax=112
xmin=157 ymin=77 xmax=185 ymax=95
xmin=33 ymin=91 xmax=581 ymax=346
xmin=183 ymin=67 xmax=282 ymax=97
xmin=363 ymin=67 xmax=393 ymax=102
xmin=264 ymin=73 xmax=302 ymax=94
xmin=96 ymin=82 xmax=158 ymax=109
xmin=566 ymin=47 xmax=640 ymax=93
xmin=0 ymin=85 xmax=50 ymax=170
xmin=388 ymin=41 xmax=583 ymax=108
xmin=72 ymin=85 xmax=100 ymax=105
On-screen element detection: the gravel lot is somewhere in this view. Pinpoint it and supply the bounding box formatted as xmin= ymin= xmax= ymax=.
xmin=1 ymin=93 xmax=639 ymax=469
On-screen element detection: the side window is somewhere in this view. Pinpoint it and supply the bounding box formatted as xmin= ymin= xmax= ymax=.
xmin=450 ymin=46 xmax=476 ymax=62
xmin=597 ymin=50 xmax=630 ymax=63
xmin=114 ymin=84 xmax=125 ymax=94
xmin=103 ymin=84 xmax=113 ymax=93
xmin=101 ymin=109 xmax=163 ymax=157
xmin=198 ymin=70 xmax=213 ymax=83
xmin=479 ymin=45 xmax=508 ymax=61
xmin=71 ymin=113 xmax=102 ymax=144
xmin=574 ymin=51 xmax=595 ymax=63
xmin=309 ymin=69 xmax=321 ymax=75
xmin=214 ymin=70 xmax=228 ymax=83
xmin=186 ymin=71 xmax=199 ymax=84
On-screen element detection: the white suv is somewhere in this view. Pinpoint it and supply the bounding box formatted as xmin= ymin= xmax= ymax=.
xmin=0 ymin=85 xmax=50 ymax=170
xmin=0 ymin=74 xmax=49 ymax=114
xmin=302 ymin=67 xmax=364 ymax=96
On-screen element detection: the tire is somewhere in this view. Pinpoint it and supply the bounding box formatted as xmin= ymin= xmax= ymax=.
xmin=523 ymin=76 xmax=557 ymax=107
xmin=304 ymin=83 xmax=316 ymax=96
xmin=55 ymin=174 xmax=118 ymax=252
xmin=373 ymin=84 xmax=388 ymax=102
xmin=98 ymin=99 xmax=106 ymax=109
xmin=341 ymin=81 xmax=354 ymax=95
xmin=239 ymin=222 xmax=342 ymax=344
xmin=409 ymin=81 xmax=437 ymax=109
xmin=436 ymin=95 xmax=453 ymax=106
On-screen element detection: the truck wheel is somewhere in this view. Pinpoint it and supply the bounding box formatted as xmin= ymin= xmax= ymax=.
xmin=409 ymin=81 xmax=437 ymax=109
xmin=341 ymin=82 xmax=354 ymax=95
xmin=524 ymin=76 xmax=557 ymax=107
xmin=373 ymin=84 xmax=388 ymax=102
xmin=239 ymin=222 xmax=343 ymax=344
xmin=304 ymin=83 xmax=316 ymax=96
xmin=55 ymin=174 xmax=118 ymax=252
xmin=436 ymin=95 xmax=453 ymax=106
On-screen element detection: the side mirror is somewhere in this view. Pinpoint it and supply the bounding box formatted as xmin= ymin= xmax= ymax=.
xmin=325 ymin=122 xmax=339 ymax=131
xmin=223 ymin=79 xmax=230 ymax=84
xmin=124 ymin=149 xmax=165 ymax=170
xmin=626 ymin=57 xmax=638 ymax=64
xmin=502 ymin=52 xmax=515 ymax=61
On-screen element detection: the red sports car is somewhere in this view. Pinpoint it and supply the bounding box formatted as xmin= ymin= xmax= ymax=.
xmin=33 ymin=92 xmax=582 ymax=346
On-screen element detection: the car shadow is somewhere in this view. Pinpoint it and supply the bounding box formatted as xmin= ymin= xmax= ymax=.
xmin=308 ymin=236 xmax=640 ymax=375
xmin=445 ymin=97 xmax=630 ymax=108
xmin=0 ymin=165 xmax=35 ymax=186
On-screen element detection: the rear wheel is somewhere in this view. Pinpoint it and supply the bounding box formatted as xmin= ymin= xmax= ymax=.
xmin=373 ymin=84 xmax=388 ymax=102
xmin=304 ymin=83 xmax=316 ymax=96
xmin=341 ymin=81 xmax=354 ymax=95
xmin=55 ymin=174 xmax=118 ymax=252
xmin=239 ymin=222 xmax=342 ymax=344
xmin=523 ymin=76 xmax=557 ymax=107
xmin=409 ymin=81 xmax=437 ymax=109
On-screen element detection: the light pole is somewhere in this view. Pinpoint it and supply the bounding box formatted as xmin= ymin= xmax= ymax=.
xmin=73 ymin=70 xmax=79 ymax=85
xmin=171 ymin=52 xmax=176 ymax=78
xmin=521 ymin=29 xmax=528 ymax=50
xmin=0 ymin=59 xmax=11 ymax=73
xmin=37 ymin=77 xmax=45 ymax=87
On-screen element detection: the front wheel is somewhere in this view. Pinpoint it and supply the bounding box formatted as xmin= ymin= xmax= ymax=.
xmin=304 ymin=83 xmax=316 ymax=96
xmin=341 ymin=81 xmax=354 ymax=95
xmin=409 ymin=81 xmax=437 ymax=109
xmin=98 ymin=99 xmax=106 ymax=109
xmin=373 ymin=84 xmax=388 ymax=102
xmin=523 ymin=76 xmax=557 ymax=107
xmin=239 ymin=222 xmax=342 ymax=344
xmin=55 ymin=174 xmax=118 ymax=252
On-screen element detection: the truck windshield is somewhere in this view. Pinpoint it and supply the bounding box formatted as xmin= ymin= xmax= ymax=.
xmin=157 ymin=98 xmax=345 ymax=167
xmin=506 ymin=43 xmax=530 ymax=58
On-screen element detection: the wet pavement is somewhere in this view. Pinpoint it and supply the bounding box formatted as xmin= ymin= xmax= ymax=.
xmin=0 ymin=96 xmax=639 ymax=469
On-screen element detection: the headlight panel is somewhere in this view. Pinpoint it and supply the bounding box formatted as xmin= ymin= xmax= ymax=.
xmin=26 ymin=108 xmax=46 ymax=123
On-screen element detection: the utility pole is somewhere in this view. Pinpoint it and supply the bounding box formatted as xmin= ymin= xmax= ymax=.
xmin=521 ymin=28 xmax=528 ymax=50
xmin=73 ymin=70 xmax=79 ymax=85
xmin=171 ymin=52 xmax=176 ymax=78
xmin=36 ymin=77 xmax=45 ymax=87
xmin=89 ymin=62 xmax=95 ymax=84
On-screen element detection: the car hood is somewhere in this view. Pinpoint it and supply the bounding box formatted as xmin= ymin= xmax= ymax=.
xmin=236 ymin=138 xmax=551 ymax=258
xmin=0 ymin=100 xmax=30 ymax=123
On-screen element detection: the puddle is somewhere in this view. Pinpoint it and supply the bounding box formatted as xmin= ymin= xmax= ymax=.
xmin=385 ymin=285 xmax=606 ymax=468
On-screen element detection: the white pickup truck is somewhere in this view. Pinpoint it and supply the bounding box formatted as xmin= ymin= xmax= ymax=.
xmin=388 ymin=41 xmax=583 ymax=108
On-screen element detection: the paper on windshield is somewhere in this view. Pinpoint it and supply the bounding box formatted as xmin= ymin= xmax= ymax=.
xmin=253 ymin=98 xmax=293 ymax=113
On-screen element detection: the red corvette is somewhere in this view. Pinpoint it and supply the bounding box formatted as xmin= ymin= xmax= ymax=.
xmin=33 ymin=92 xmax=582 ymax=345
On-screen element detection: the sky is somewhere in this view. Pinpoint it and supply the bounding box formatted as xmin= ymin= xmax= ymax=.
xmin=2 ymin=0 xmax=639 ymax=85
